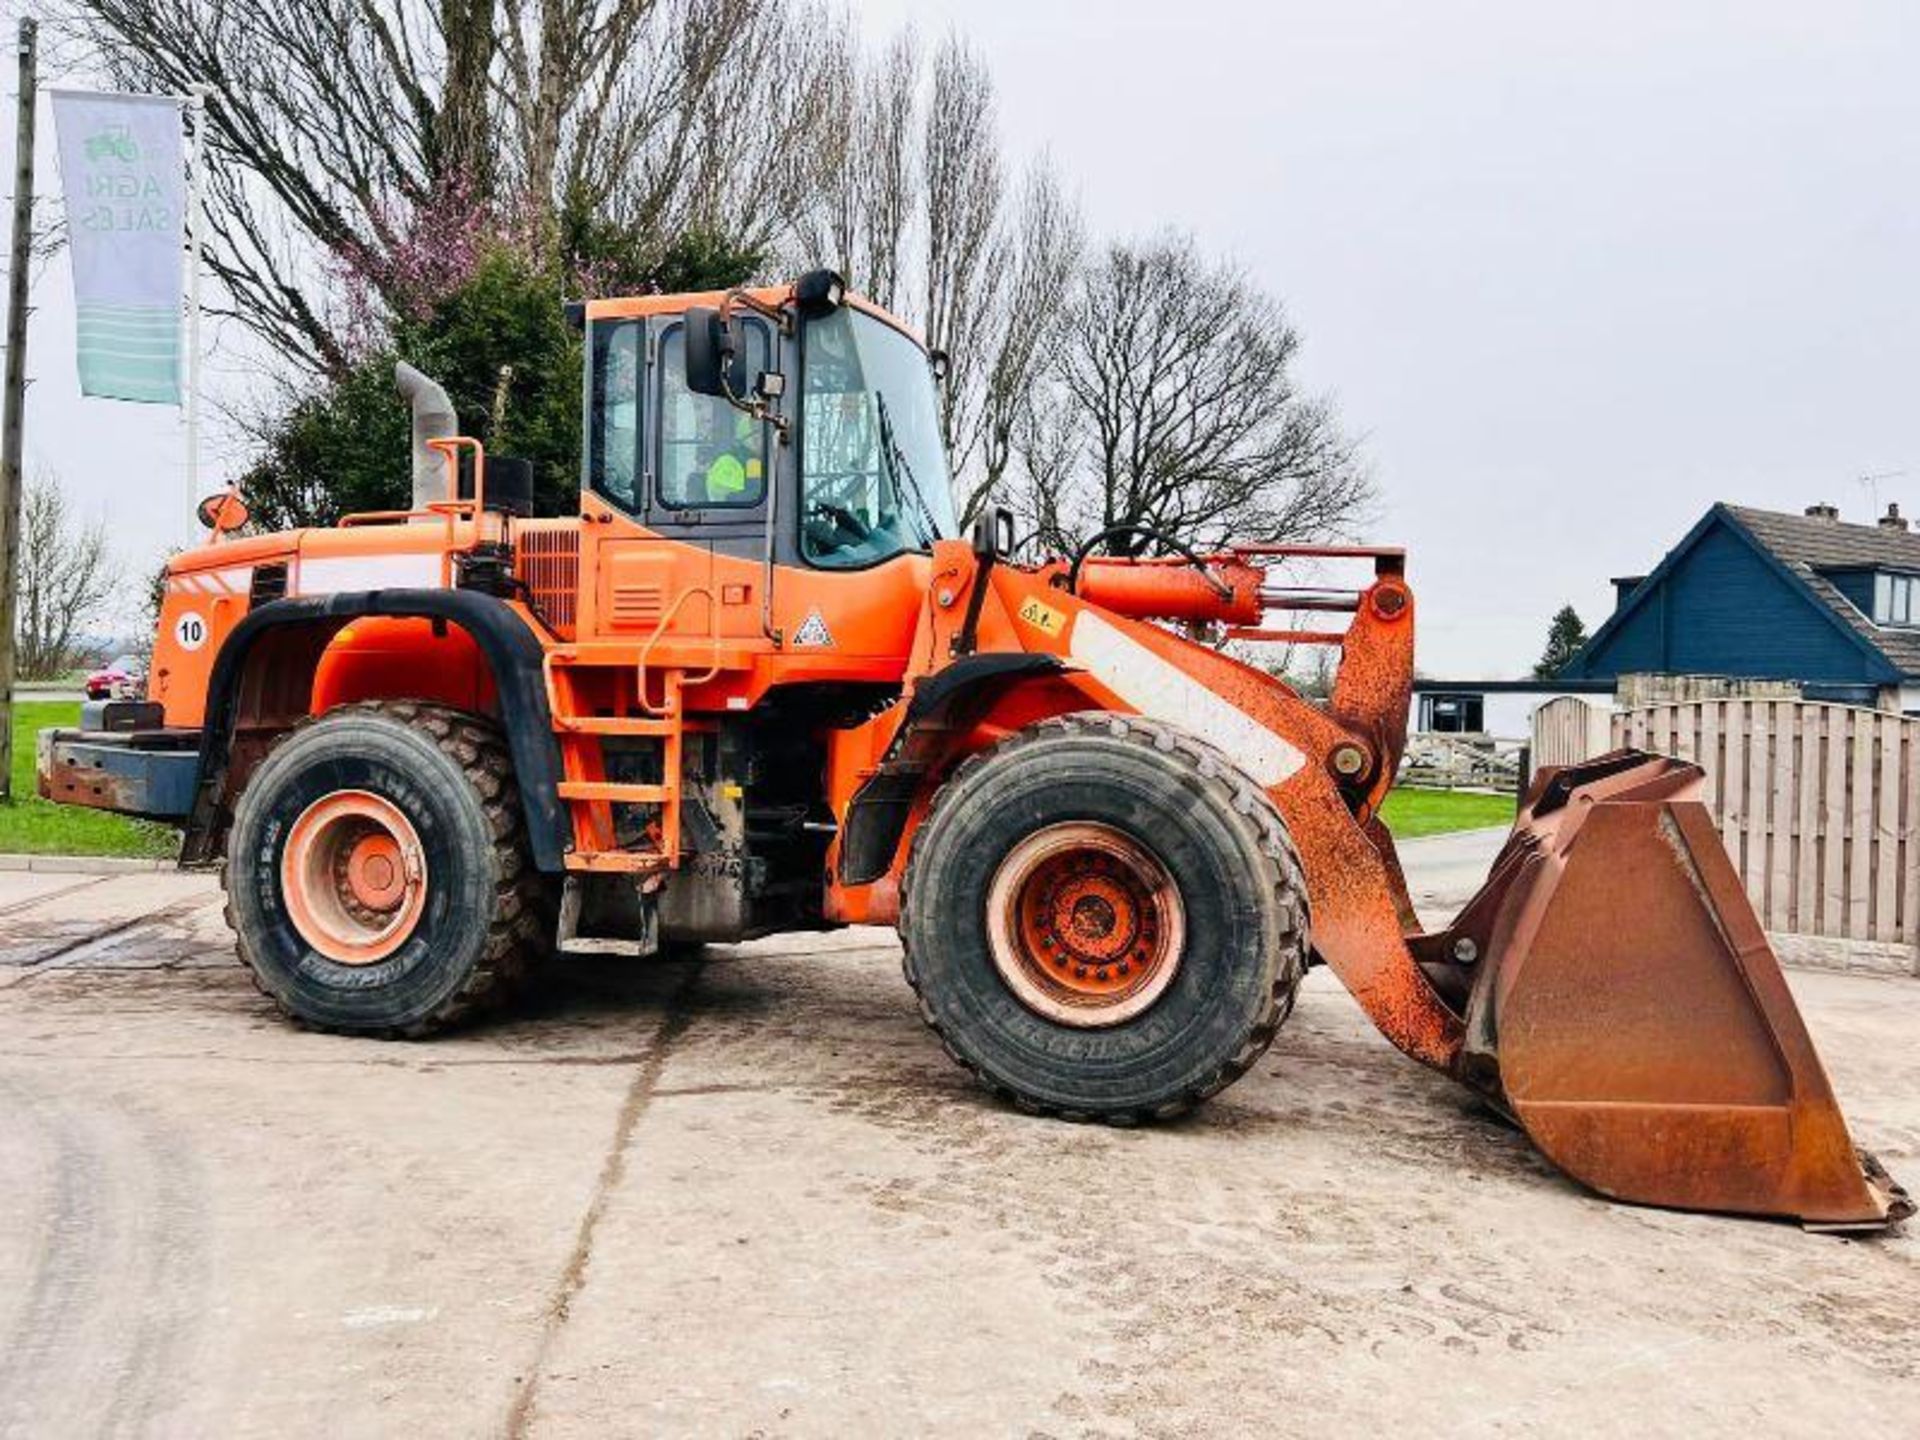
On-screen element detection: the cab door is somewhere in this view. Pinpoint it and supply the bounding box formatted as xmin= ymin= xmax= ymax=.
xmin=577 ymin=312 xmax=777 ymax=647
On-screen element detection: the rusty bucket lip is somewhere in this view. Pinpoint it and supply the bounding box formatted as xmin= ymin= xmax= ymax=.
xmin=984 ymin=820 xmax=1186 ymax=1029
xmin=1816 ymin=1149 xmax=1915 ymax=1230
xmin=1427 ymin=754 xmax=1910 ymax=1232
xmin=281 ymin=789 xmax=427 ymax=967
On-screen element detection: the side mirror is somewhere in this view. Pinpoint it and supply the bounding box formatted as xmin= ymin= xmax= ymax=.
xmin=684 ymin=306 xmax=745 ymax=399
xmin=971 ymin=505 xmax=1015 ymax=560
xmin=196 ymin=491 xmax=250 ymax=533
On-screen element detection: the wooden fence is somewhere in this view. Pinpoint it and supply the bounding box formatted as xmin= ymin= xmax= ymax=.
xmin=1399 ymin=732 xmax=1523 ymax=791
xmin=1608 ymin=700 xmax=1920 ymax=947
xmin=1530 ymin=695 xmax=1612 ymax=777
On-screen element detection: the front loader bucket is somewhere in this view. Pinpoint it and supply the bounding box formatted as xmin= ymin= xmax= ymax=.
xmin=1427 ymin=752 xmax=1911 ymax=1229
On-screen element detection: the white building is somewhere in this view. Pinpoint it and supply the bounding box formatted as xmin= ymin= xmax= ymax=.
xmin=1409 ymin=679 xmax=1615 ymax=742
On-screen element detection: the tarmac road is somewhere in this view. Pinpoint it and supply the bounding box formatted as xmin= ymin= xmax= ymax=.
xmin=0 ymin=840 xmax=1914 ymax=1439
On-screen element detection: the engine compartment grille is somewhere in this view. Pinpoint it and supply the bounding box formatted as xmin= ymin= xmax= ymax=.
xmin=514 ymin=522 xmax=580 ymax=638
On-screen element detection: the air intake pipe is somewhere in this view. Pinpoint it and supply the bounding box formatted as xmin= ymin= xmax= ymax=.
xmin=394 ymin=362 xmax=457 ymax=510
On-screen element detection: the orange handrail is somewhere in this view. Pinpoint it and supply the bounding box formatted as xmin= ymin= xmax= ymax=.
xmin=637 ymin=585 xmax=723 ymax=716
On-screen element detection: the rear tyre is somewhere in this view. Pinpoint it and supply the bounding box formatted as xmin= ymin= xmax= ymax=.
xmin=224 ymin=702 xmax=547 ymax=1036
xmin=901 ymin=712 xmax=1308 ymax=1122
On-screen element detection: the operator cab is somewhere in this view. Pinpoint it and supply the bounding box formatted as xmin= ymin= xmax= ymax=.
xmin=582 ymin=275 xmax=956 ymax=572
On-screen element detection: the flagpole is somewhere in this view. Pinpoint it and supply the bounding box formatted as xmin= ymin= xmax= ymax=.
xmin=0 ymin=19 xmax=36 ymax=802
xmin=183 ymin=82 xmax=210 ymax=540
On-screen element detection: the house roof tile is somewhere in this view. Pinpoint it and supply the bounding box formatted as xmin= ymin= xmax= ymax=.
xmin=1724 ymin=505 xmax=1920 ymax=678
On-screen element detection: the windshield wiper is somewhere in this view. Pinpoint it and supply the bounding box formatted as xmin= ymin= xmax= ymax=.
xmin=875 ymin=392 xmax=943 ymax=548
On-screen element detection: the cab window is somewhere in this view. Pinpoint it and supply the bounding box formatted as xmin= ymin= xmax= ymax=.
xmin=587 ymin=320 xmax=642 ymax=511
xmin=800 ymin=308 xmax=955 ymax=568
xmin=658 ymin=322 xmax=771 ymax=510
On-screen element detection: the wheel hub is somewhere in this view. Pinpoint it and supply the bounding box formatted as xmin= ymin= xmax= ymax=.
xmin=281 ymin=791 xmax=427 ymax=966
xmin=985 ymin=822 xmax=1185 ymax=1028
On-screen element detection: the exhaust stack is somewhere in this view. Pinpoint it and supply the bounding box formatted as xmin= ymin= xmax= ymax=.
xmin=394 ymin=362 xmax=457 ymax=510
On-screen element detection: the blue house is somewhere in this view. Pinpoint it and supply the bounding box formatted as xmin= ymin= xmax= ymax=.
xmin=1564 ymin=501 xmax=1920 ymax=711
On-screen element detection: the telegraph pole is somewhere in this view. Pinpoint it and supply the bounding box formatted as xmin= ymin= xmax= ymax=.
xmin=0 ymin=18 xmax=36 ymax=801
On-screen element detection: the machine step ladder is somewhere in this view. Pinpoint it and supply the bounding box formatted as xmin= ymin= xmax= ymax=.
xmin=548 ymin=668 xmax=699 ymax=875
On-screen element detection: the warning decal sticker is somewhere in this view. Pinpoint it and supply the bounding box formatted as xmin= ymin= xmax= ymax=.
xmin=792 ymin=608 xmax=835 ymax=648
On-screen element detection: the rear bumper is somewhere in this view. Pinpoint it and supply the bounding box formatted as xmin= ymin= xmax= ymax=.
xmin=37 ymin=704 xmax=201 ymax=820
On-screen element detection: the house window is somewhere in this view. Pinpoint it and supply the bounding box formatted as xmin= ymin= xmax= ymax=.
xmin=1873 ymin=572 xmax=1920 ymax=626
xmin=1420 ymin=693 xmax=1485 ymax=734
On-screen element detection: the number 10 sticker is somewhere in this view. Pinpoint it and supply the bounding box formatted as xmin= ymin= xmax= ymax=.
xmin=174 ymin=612 xmax=209 ymax=651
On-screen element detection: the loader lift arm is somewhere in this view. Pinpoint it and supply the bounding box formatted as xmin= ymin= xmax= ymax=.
xmin=856 ymin=530 xmax=1909 ymax=1229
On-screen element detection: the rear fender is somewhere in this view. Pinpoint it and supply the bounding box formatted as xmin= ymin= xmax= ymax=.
xmin=184 ymin=590 xmax=569 ymax=871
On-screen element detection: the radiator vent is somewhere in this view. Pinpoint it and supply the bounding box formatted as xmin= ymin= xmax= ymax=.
xmin=513 ymin=522 xmax=580 ymax=639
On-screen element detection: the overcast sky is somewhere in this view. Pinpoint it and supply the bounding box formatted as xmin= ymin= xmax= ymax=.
xmin=9 ymin=1 xmax=1918 ymax=672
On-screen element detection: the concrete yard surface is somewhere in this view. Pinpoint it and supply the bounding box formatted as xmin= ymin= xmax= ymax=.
xmin=0 ymin=849 xmax=1915 ymax=1439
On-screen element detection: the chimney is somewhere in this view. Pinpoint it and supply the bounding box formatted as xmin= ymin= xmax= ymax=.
xmin=1880 ymin=502 xmax=1909 ymax=533
xmin=1804 ymin=501 xmax=1840 ymax=522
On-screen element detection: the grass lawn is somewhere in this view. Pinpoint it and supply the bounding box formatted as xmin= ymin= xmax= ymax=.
xmin=0 ymin=702 xmax=1507 ymax=857
xmin=1378 ymin=786 xmax=1517 ymax=840
xmin=0 ymin=701 xmax=179 ymax=859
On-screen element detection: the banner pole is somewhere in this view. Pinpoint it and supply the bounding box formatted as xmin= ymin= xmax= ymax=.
xmin=183 ymin=82 xmax=209 ymax=539
xmin=0 ymin=19 xmax=37 ymax=803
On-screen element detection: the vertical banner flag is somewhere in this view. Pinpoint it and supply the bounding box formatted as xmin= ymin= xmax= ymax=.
xmin=51 ymin=91 xmax=185 ymax=404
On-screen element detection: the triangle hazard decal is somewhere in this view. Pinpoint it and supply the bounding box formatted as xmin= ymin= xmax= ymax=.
xmin=793 ymin=608 xmax=835 ymax=648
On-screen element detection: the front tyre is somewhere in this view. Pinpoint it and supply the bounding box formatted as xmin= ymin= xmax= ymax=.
xmin=224 ymin=702 xmax=546 ymax=1036
xmin=901 ymin=712 xmax=1309 ymax=1122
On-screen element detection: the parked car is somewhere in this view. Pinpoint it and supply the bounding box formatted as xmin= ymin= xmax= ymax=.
xmin=84 ymin=655 xmax=146 ymax=700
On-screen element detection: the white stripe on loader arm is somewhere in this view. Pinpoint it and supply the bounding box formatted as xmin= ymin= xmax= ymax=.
xmin=1068 ymin=612 xmax=1305 ymax=785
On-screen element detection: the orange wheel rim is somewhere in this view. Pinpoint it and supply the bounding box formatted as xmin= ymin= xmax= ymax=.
xmin=985 ymin=822 xmax=1185 ymax=1028
xmin=280 ymin=790 xmax=428 ymax=966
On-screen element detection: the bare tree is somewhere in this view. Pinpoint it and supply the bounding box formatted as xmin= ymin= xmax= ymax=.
xmin=60 ymin=0 xmax=836 ymax=373
xmin=15 ymin=477 xmax=117 ymax=681
xmin=1022 ymin=233 xmax=1372 ymax=557
xmin=792 ymin=25 xmax=925 ymax=313
xmin=918 ymin=34 xmax=1002 ymax=477
xmin=791 ymin=30 xmax=1065 ymax=526
xmin=588 ymin=1 xmax=846 ymax=271
xmin=794 ymin=17 xmax=861 ymax=280
xmin=958 ymin=159 xmax=1081 ymax=524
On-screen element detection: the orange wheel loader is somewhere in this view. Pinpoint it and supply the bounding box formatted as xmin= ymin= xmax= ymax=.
xmin=40 ymin=272 xmax=1908 ymax=1229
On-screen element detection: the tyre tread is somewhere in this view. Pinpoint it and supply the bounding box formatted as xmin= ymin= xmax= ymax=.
xmin=899 ymin=711 xmax=1309 ymax=1124
xmin=221 ymin=700 xmax=547 ymax=1038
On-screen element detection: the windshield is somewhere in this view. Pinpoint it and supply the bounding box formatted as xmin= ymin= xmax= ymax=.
xmin=799 ymin=308 xmax=956 ymax=568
